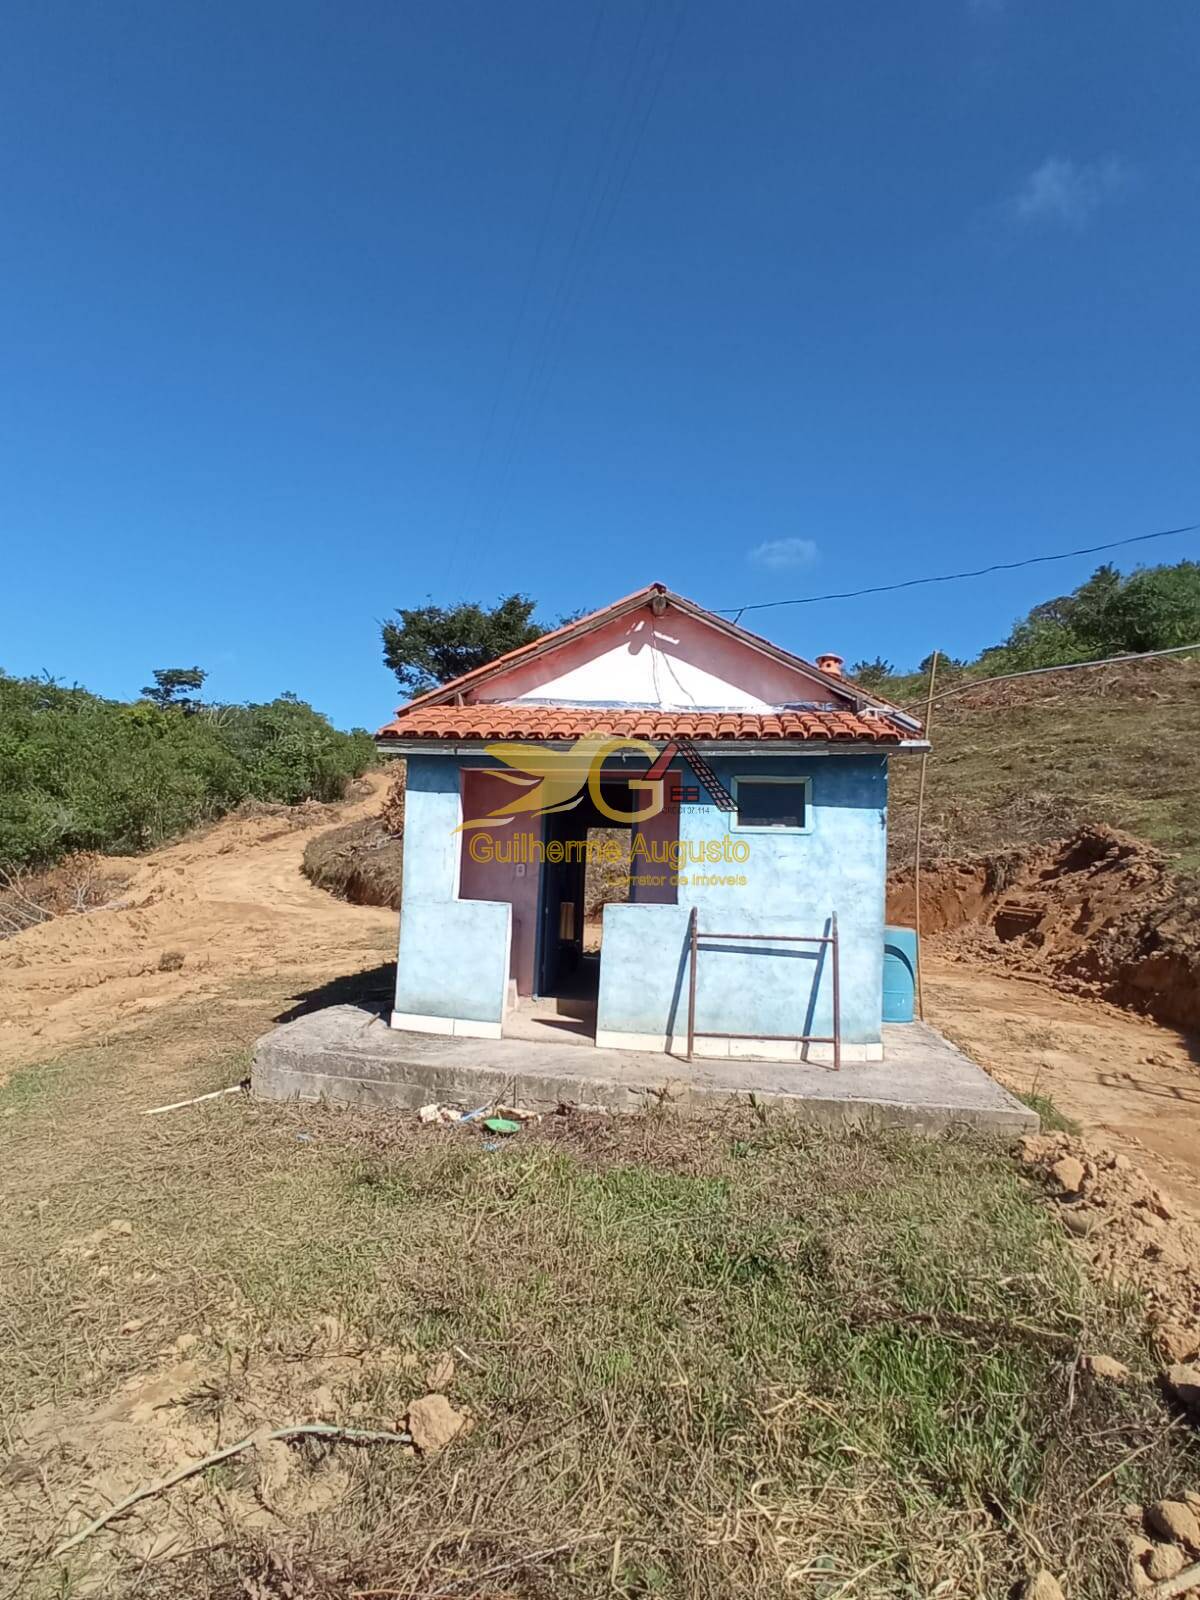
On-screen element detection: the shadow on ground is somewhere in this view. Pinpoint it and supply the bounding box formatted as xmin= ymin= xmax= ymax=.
xmin=275 ymin=963 xmax=396 ymax=1025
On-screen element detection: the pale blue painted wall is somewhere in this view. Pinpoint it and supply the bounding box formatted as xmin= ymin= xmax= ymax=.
xmin=598 ymin=753 xmax=887 ymax=1045
xmin=399 ymin=755 xmax=462 ymax=899
xmin=394 ymin=899 xmax=511 ymax=1023
xmin=394 ymin=750 xmax=889 ymax=1043
xmin=393 ymin=754 xmax=512 ymax=1025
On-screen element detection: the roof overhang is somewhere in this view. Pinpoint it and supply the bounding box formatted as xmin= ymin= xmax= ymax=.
xmin=375 ymin=737 xmax=929 ymax=758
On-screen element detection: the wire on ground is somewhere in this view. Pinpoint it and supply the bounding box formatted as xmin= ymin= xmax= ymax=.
xmin=901 ymin=639 xmax=1200 ymax=714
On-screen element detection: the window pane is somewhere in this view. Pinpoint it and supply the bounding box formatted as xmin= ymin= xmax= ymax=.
xmin=736 ymin=781 xmax=806 ymax=828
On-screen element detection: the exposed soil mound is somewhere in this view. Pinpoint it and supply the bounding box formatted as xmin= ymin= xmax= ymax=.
xmin=1017 ymin=1130 xmax=1200 ymax=1352
xmin=302 ymin=816 xmax=404 ymax=909
xmin=889 ymin=825 xmax=1200 ymax=1033
xmin=888 ymin=849 xmax=1026 ymax=932
xmin=378 ymin=761 xmax=406 ymax=834
xmin=301 ymin=765 xmax=406 ymax=910
xmin=1018 ymin=1132 xmax=1200 ymax=1598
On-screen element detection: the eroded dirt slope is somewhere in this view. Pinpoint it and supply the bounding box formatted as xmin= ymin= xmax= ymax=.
xmin=891 ymin=825 xmax=1200 ymax=1034
xmin=0 ymin=777 xmax=396 ymax=1076
xmin=887 ymin=654 xmax=1200 ymax=872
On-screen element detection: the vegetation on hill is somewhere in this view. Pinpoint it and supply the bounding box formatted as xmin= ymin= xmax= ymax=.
xmin=856 ymin=558 xmax=1200 ymax=703
xmin=887 ymin=656 xmax=1200 ymax=873
xmin=854 ymin=561 xmax=1200 ymax=872
xmin=0 ymin=669 xmax=376 ymax=873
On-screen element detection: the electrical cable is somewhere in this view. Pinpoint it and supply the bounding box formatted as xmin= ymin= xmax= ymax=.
xmin=715 ymin=521 xmax=1200 ymax=617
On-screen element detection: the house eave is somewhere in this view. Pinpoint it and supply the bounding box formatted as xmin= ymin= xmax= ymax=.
xmin=374 ymin=737 xmax=929 ymax=758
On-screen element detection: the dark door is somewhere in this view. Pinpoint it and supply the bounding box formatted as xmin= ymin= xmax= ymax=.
xmin=537 ymin=809 xmax=585 ymax=995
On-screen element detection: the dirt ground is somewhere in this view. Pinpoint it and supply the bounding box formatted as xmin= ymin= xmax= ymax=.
xmin=5 ymin=778 xmax=1199 ymax=1218
xmin=925 ymin=950 xmax=1200 ymax=1214
xmin=6 ymin=786 xmax=1200 ymax=1594
xmin=0 ymin=776 xmax=396 ymax=1080
xmin=891 ymin=824 xmax=1200 ymax=1034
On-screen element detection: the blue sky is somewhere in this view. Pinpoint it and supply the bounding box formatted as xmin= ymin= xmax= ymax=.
xmin=2 ymin=1 xmax=1197 ymax=729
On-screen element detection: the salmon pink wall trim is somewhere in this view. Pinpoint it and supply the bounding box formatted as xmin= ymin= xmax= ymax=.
xmin=458 ymin=770 xmax=539 ymax=995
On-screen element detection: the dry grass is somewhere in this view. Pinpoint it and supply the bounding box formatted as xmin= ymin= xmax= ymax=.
xmin=0 ymin=854 xmax=130 ymax=940
xmin=2 ymin=981 xmax=1198 ymax=1598
xmin=301 ymin=818 xmax=404 ymax=909
xmin=889 ymin=656 xmax=1200 ymax=873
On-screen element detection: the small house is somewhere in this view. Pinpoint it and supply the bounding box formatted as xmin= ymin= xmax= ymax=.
xmin=375 ymin=583 xmax=926 ymax=1062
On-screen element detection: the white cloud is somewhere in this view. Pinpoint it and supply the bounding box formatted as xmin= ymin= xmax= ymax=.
xmin=749 ymin=538 xmax=819 ymax=571
xmin=1011 ymin=156 xmax=1130 ymax=229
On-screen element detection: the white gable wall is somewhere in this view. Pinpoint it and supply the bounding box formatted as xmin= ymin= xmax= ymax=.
xmin=470 ymin=604 xmax=839 ymax=711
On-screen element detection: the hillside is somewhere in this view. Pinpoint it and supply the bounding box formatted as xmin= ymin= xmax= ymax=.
xmin=0 ymin=669 xmax=377 ymax=875
xmin=887 ymin=654 xmax=1200 ymax=873
xmin=0 ymin=776 xmax=395 ymax=1075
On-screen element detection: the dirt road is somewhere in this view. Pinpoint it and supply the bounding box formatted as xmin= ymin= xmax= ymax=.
xmin=0 ymin=777 xmax=396 ymax=1076
xmin=925 ymin=950 xmax=1200 ymax=1212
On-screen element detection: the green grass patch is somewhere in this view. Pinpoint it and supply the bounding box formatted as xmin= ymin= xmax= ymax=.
xmin=2 ymin=1029 xmax=1196 ymax=1599
xmin=1017 ymin=1091 xmax=1082 ymax=1134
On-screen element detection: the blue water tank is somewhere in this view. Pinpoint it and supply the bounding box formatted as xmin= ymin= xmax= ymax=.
xmin=882 ymin=926 xmax=918 ymax=1023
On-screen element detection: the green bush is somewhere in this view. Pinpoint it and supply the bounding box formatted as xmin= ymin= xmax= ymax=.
xmin=0 ymin=673 xmax=377 ymax=872
xmin=851 ymin=560 xmax=1200 ymax=697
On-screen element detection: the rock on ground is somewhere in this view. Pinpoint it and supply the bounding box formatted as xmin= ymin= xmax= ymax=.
xmin=1165 ymin=1363 xmax=1200 ymax=1417
xmin=1146 ymin=1541 xmax=1187 ymax=1581
xmin=1147 ymin=1500 xmax=1200 ymax=1551
xmin=406 ymin=1393 xmax=466 ymax=1456
xmin=1084 ymin=1353 xmax=1130 ymax=1382
xmin=1051 ymin=1155 xmax=1086 ymax=1194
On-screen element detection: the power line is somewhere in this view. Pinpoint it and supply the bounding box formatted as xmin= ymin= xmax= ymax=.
xmin=718 ymin=520 xmax=1200 ymax=619
xmin=902 ymin=639 xmax=1200 ymax=714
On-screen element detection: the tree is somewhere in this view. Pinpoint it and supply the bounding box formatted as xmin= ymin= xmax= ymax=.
xmin=997 ymin=561 xmax=1200 ymax=669
xmin=918 ymin=650 xmax=966 ymax=681
xmin=141 ymin=667 xmax=207 ymax=711
xmin=382 ymin=595 xmax=552 ymax=696
xmin=1084 ymin=561 xmax=1200 ymax=653
xmin=848 ymin=656 xmax=894 ymax=687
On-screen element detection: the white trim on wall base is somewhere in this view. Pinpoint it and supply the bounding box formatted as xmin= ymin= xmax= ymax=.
xmin=390 ymin=1010 xmax=502 ymax=1040
xmin=594 ymin=1029 xmax=883 ymax=1063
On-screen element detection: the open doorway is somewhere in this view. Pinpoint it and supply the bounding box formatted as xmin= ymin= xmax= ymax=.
xmin=535 ymin=787 xmax=634 ymax=1005
xmin=498 ymin=772 xmax=679 ymax=1046
xmin=583 ymin=827 xmax=633 ymax=954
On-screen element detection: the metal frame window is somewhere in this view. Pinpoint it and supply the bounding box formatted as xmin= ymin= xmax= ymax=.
xmin=730 ymin=774 xmax=812 ymax=834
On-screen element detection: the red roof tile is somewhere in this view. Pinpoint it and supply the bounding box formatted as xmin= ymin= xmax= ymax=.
xmin=376 ymin=705 xmax=903 ymax=744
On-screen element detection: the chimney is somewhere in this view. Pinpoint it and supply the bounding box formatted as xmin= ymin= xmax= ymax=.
xmin=816 ymin=652 xmax=844 ymax=678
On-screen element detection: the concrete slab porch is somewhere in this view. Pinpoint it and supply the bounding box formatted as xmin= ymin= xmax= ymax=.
xmin=253 ymin=1004 xmax=1037 ymax=1136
